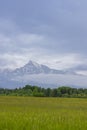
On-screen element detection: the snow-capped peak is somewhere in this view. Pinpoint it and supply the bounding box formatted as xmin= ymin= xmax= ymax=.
xmin=26 ymin=60 xmax=41 ymax=68
xmin=11 ymin=60 xmax=64 ymax=75
xmin=0 ymin=60 xmax=73 ymax=77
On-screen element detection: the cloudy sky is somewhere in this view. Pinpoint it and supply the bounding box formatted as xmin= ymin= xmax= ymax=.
xmin=0 ymin=0 xmax=87 ymax=71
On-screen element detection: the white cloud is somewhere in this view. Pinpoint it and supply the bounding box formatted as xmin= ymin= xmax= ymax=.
xmin=0 ymin=18 xmax=87 ymax=71
xmin=0 ymin=54 xmax=26 ymax=69
xmin=34 ymin=53 xmax=82 ymax=69
xmin=0 ymin=51 xmax=83 ymax=70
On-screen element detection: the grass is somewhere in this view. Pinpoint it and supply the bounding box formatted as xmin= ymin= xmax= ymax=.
xmin=0 ymin=97 xmax=87 ymax=130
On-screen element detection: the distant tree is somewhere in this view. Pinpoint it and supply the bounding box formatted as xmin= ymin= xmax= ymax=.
xmin=57 ymin=89 xmax=62 ymax=97
xmin=51 ymin=89 xmax=58 ymax=97
xmin=45 ymin=88 xmax=51 ymax=97
xmin=1 ymin=84 xmax=87 ymax=98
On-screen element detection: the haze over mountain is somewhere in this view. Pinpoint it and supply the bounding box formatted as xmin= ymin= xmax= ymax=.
xmin=10 ymin=60 xmax=68 ymax=75
xmin=0 ymin=60 xmax=87 ymax=88
xmin=0 ymin=60 xmax=76 ymax=76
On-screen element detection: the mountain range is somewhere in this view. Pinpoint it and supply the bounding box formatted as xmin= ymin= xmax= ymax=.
xmin=0 ymin=60 xmax=76 ymax=76
xmin=0 ymin=60 xmax=87 ymax=88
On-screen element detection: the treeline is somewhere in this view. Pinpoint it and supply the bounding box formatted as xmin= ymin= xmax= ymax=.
xmin=0 ymin=85 xmax=87 ymax=98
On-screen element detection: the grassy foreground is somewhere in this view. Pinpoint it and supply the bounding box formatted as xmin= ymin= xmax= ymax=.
xmin=0 ymin=97 xmax=87 ymax=130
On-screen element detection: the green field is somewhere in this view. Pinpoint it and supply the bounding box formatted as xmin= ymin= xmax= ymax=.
xmin=0 ymin=97 xmax=87 ymax=130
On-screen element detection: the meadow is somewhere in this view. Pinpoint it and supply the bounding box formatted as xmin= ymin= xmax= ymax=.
xmin=0 ymin=97 xmax=87 ymax=130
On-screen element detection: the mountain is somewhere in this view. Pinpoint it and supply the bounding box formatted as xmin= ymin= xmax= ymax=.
xmin=0 ymin=60 xmax=77 ymax=76
xmin=0 ymin=60 xmax=87 ymax=88
xmin=10 ymin=60 xmax=65 ymax=75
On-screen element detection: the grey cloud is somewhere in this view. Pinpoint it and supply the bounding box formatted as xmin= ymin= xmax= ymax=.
xmin=0 ymin=0 xmax=87 ymax=70
xmin=0 ymin=0 xmax=87 ymax=55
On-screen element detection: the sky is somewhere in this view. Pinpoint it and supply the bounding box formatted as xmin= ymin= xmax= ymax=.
xmin=0 ymin=0 xmax=87 ymax=72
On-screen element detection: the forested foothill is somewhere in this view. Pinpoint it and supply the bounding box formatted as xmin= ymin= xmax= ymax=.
xmin=0 ymin=85 xmax=87 ymax=98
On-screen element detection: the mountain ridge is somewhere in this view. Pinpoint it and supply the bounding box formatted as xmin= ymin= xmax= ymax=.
xmin=7 ymin=60 xmax=67 ymax=75
xmin=0 ymin=60 xmax=86 ymax=88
